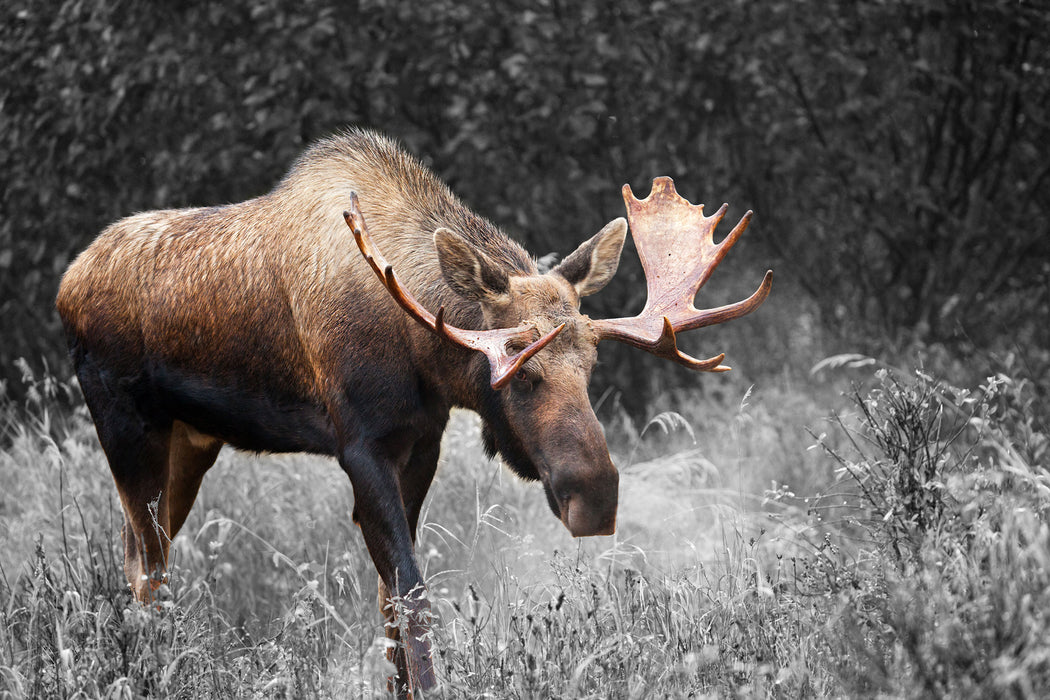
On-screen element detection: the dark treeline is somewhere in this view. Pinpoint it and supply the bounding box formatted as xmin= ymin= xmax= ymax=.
xmin=2 ymin=0 xmax=1047 ymax=405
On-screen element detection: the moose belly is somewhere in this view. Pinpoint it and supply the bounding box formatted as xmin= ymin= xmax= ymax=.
xmin=150 ymin=363 xmax=337 ymax=455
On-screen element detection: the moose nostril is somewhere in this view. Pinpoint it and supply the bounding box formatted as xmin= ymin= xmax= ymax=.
xmin=561 ymin=492 xmax=617 ymax=538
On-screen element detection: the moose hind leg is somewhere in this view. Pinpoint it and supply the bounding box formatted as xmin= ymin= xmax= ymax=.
xmin=106 ymin=422 xmax=174 ymax=602
xmin=166 ymin=421 xmax=222 ymax=540
xmin=75 ymin=360 xmax=174 ymax=602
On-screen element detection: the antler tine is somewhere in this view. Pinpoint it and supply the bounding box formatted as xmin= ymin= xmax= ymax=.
xmin=715 ymin=207 xmax=749 ymax=255
xmin=592 ymin=178 xmax=772 ymax=372
xmin=681 ymin=268 xmax=772 ymax=332
xmin=654 ymin=317 xmax=728 ymax=371
xmin=596 ymin=314 xmax=728 ymax=371
xmin=344 ymin=195 xmax=564 ymax=390
xmin=705 ymin=203 xmax=729 ymax=243
xmin=431 ymin=304 xmax=564 ymax=390
xmin=489 ymin=323 xmax=566 ymax=389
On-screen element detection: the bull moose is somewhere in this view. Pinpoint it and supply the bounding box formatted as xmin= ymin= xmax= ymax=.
xmin=56 ymin=129 xmax=771 ymax=696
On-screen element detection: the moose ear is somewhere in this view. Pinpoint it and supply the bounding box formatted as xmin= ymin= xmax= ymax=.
xmin=434 ymin=227 xmax=509 ymax=302
xmin=552 ymin=217 xmax=627 ymax=297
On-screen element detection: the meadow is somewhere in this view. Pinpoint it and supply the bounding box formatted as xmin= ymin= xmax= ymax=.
xmin=2 ymin=1 xmax=1046 ymax=697
xmin=1 ymin=347 xmax=1048 ymax=699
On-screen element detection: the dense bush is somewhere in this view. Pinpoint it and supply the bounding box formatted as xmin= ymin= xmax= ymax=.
xmin=3 ymin=0 xmax=1048 ymax=402
xmin=801 ymin=360 xmax=1050 ymax=697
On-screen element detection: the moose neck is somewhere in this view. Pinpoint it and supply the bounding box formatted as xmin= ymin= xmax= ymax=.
xmin=281 ymin=130 xmax=539 ymax=416
xmin=394 ymin=194 xmax=539 ymax=415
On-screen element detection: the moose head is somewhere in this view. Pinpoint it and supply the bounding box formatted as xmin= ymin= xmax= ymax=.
xmin=345 ymin=176 xmax=773 ymax=539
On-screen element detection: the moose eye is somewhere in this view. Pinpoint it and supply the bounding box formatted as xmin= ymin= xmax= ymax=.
xmin=512 ymin=368 xmax=538 ymax=392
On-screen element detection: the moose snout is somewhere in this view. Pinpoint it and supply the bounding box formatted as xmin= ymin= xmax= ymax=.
xmin=563 ymin=493 xmax=617 ymax=537
xmin=553 ymin=469 xmax=619 ymax=537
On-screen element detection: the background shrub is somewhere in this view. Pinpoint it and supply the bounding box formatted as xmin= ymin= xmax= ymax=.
xmin=2 ymin=0 xmax=1048 ymax=407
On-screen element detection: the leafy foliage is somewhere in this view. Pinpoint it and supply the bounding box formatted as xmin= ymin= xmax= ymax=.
xmin=800 ymin=363 xmax=1050 ymax=697
xmin=743 ymin=0 xmax=1050 ymax=350
xmin=2 ymin=0 xmax=1048 ymax=404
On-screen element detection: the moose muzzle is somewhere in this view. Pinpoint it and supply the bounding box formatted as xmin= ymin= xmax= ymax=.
xmin=550 ymin=464 xmax=618 ymax=537
xmin=562 ymin=490 xmax=617 ymax=536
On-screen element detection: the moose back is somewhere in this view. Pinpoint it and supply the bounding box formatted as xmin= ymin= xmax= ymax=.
xmin=56 ymin=129 xmax=771 ymax=696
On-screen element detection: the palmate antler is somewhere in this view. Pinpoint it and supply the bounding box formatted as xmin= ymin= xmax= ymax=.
xmin=591 ymin=177 xmax=773 ymax=371
xmin=344 ymin=194 xmax=564 ymax=390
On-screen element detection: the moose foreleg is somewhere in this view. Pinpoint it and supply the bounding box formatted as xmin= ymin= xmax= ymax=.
xmin=379 ymin=437 xmax=441 ymax=694
xmin=339 ymin=439 xmax=437 ymax=697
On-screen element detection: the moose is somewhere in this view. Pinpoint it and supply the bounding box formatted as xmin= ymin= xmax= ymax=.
xmin=56 ymin=129 xmax=771 ymax=696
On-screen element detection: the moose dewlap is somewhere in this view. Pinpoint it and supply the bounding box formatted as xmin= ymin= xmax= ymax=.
xmin=55 ymin=128 xmax=771 ymax=696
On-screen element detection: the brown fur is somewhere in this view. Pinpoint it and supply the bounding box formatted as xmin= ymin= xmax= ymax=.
xmin=56 ymin=129 xmax=627 ymax=697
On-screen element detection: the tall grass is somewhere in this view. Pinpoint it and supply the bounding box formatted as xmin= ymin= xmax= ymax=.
xmin=1 ymin=352 xmax=1047 ymax=697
